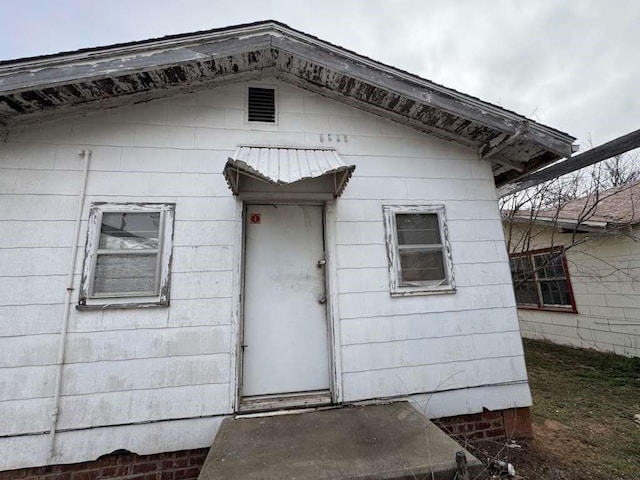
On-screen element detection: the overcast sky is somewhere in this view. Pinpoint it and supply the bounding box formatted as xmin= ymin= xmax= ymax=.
xmin=1 ymin=0 xmax=638 ymax=153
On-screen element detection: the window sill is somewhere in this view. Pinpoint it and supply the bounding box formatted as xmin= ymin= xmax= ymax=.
xmin=390 ymin=286 xmax=456 ymax=297
xmin=77 ymin=300 xmax=169 ymax=311
xmin=517 ymin=305 xmax=577 ymax=314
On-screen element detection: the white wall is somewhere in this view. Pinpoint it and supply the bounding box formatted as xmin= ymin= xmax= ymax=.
xmin=0 ymin=79 xmax=530 ymax=470
xmin=508 ymin=224 xmax=640 ymax=357
xmin=334 ymin=141 xmax=529 ymax=405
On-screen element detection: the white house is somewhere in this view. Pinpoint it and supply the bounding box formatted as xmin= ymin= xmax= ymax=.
xmin=505 ymin=180 xmax=640 ymax=357
xmin=0 ymin=21 xmax=576 ymax=475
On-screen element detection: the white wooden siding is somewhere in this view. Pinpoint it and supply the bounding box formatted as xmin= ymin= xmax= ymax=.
xmin=0 ymin=416 xmax=223 ymax=471
xmin=0 ymin=80 xmax=527 ymax=471
xmin=509 ymin=225 xmax=640 ymax=356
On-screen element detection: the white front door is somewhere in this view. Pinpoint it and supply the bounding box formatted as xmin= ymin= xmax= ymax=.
xmin=241 ymin=204 xmax=330 ymax=398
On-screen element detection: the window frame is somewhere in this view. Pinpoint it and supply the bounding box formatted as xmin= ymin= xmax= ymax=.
xmin=78 ymin=203 xmax=175 ymax=310
xmin=382 ymin=205 xmax=456 ymax=297
xmin=509 ymin=246 xmax=577 ymax=313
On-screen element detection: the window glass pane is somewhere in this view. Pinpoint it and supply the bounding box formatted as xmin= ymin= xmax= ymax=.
xmin=540 ymin=279 xmax=571 ymax=306
xmin=534 ymin=253 xmax=564 ymax=279
xmin=93 ymin=254 xmax=157 ymax=294
xmin=514 ymin=280 xmax=538 ymax=305
xmin=99 ymin=212 xmax=160 ymax=250
xmin=510 ymin=256 xmax=533 ymax=281
xmin=396 ymin=214 xmax=441 ymax=245
xmin=400 ymin=249 xmax=445 ymax=282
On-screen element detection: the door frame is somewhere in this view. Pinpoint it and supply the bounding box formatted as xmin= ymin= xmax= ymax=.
xmin=230 ymin=197 xmax=343 ymax=412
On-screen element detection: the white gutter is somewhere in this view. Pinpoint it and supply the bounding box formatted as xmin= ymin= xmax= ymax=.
xmin=48 ymin=149 xmax=91 ymax=460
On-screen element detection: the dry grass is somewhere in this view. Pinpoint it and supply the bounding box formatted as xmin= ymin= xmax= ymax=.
xmin=469 ymin=339 xmax=640 ymax=479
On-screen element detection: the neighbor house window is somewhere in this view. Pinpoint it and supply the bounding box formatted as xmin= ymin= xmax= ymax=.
xmin=78 ymin=203 xmax=175 ymax=309
xmin=509 ymin=247 xmax=576 ymax=312
xmin=383 ymin=205 xmax=455 ymax=296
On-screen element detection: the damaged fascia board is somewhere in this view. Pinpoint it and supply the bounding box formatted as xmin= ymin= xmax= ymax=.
xmin=0 ymin=35 xmax=275 ymax=93
xmin=270 ymin=34 xmax=575 ymax=158
xmin=2 ymin=69 xmax=274 ymax=130
xmin=0 ymin=20 xmax=575 ymax=160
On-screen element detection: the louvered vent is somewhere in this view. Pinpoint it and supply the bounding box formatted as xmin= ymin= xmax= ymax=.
xmin=248 ymin=87 xmax=276 ymax=122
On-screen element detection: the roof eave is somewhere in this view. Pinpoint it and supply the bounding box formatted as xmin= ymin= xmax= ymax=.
xmin=0 ymin=20 xmax=576 ymax=172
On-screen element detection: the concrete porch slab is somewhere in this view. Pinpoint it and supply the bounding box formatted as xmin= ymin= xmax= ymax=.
xmin=199 ymin=402 xmax=484 ymax=480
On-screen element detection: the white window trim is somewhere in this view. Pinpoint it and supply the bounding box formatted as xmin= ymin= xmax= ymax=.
xmin=78 ymin=203 xmax=175 ymax=310
xmin=382 ymin=204 xmax=456 ymax=297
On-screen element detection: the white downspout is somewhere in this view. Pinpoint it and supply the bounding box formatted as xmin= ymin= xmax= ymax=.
xmin=48 ymin=149 xmax=91 ymax=460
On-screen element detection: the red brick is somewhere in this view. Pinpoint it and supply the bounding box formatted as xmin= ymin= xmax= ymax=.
xmin=99 ymin=466 xmax=117 ymax=477
xmin=70 ymin=470 xmax=98 ymax=480
xmin=467 ymin=431 xmax=485 ymax=440
xmin=106 ymin=465 xmax=130 ymax=477
xmin=187 ymin=458 xmax=203 ymax=467
xmin=485 ymin=428 xmax=506 ymax=438
xmin=187 ymin=454 xmax=206 ymax=466
xmin=172 ymin=459 xmax=188 ymax=469
xmin=0 ymin=469 xmax=28 ymax=479
xmin=0 ymin=449 xmax=209 ymax=480
xmin=503 ymin=407 xmax=533 ymax=439
xmin=174 ymin=467 xmax=200 ymax=480
xmin=117 ymin=454 xmax=137 ymax=465
xmin=474 ymin=422 xmax=491 ymax=431
xmin=132 ymin=463 xmax=158 ymax=474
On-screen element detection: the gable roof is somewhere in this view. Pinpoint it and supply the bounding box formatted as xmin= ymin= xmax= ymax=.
xmin=552 ymin=180 xmax=640 ymax=226
xmin=508 ymin=180 xmax=640 ymax=231
xmin=0 ymin=20 xmax=575 ymax=185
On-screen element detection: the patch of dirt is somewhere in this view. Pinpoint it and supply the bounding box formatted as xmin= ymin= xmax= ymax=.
xmin=528 ymin=421 xmax=602 ymax=478
xmin=575 ymin=420 xmax=613 ymax=438
xmin=540 ymin=419 xmax=570 ymax=432
xmin=468 ymin=438 xmax=595 ymax=480
xmin=464 ymin=341 xmax=640 ymax=479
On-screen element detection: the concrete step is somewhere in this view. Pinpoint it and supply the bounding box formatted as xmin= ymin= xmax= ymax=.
xmin=199 ymin=401 xmax=483 ymax=479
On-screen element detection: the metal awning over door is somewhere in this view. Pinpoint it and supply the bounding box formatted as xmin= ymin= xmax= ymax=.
xmin=223 ymin=146 xmax=356 ymax=197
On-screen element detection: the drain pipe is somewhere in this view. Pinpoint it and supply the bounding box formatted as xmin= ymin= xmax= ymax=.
xmin=48 ymin=149 xmax=92 ymax=460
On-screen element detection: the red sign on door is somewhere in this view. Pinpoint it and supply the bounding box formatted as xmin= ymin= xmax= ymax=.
xmin=250 ymin=213 xmax=261 ymax=224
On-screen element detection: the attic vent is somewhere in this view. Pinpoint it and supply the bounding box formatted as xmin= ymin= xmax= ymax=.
xmin=248 ymin=87 xmax=276 ymax=123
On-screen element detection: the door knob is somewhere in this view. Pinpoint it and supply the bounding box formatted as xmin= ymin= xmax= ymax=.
xmin=317 ymin=259 xmax=326 ymax=267
xmin=318 ymin=295 xmax=327 ymax=304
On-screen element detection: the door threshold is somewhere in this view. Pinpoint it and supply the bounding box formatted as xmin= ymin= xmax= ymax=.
xmin=238 ymin=390 xmax=332 ymax=413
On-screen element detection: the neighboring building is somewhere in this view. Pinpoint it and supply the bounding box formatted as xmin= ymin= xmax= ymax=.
xmin=505 ymin=180 xmax=640 ymax=357
xmin=0 ymin=21 xmax=576 ymax=474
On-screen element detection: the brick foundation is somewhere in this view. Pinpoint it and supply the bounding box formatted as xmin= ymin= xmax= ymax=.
xmin=0 ymin=448 xmax=209 ymax=480
xmin=434 ymin=407 xmax=533 ymax=443
xmin=0 ymin=408 xmax=532 ymax=478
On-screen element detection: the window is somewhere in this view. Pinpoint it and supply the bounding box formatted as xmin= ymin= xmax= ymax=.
xmin=509 ymin=248 xmax=576 ymax=312
xmin=78 ymin=203 xmax=175 ymax=309
xmin=383 ymin=205 xmax=455 ymax=296
xmin=247 ymin=87 xmax=276 ymax=123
